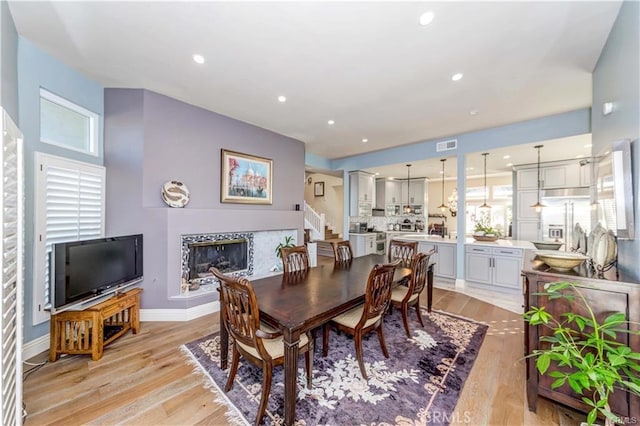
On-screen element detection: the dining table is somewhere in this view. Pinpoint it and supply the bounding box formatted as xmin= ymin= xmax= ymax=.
xmin=218 ymin=253 xmax=434 ymax=426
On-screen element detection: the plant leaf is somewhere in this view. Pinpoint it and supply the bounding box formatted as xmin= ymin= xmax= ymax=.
xmin=537 ymin=353 xmax=551 ymax=375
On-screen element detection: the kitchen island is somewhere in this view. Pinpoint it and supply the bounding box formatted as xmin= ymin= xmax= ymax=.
xmin=393 ymin=234 xmax=535 ymax=292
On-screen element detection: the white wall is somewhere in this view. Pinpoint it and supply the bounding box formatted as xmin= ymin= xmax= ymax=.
xmin=304 ymin=172 xmax=344 ymax=235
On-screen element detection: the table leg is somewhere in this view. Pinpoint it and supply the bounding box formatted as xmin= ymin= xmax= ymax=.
xmin=427 ymin=266 xmax=434 ymax=313
xmin=219 ymin=302 xmax=228 ymax=369
xmin=283 ymin=329 xmax=301 ymax=426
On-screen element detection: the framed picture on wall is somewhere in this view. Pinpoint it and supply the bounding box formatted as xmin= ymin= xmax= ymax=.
xmin=221 ymin=149 xmax=273 ymax=204
xmin=314 ymin=181 xmax=325 ymax=197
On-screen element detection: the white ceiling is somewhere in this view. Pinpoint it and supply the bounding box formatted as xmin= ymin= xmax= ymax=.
xmin=8 ymin=1 xmax=620 ymax=160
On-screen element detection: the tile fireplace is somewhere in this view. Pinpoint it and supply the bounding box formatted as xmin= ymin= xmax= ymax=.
xmin=181 ymin=233 xmax=255 ymax=284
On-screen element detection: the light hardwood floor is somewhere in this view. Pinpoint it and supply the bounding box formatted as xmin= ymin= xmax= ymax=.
xmin=23 ymin=281 xmax=579 ymax=425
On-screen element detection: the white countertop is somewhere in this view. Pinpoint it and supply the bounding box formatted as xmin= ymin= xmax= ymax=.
xmin=394 ymin=234 xmax=457 ymax=244
xmin=465 ymin=238 xmax=536 ymax=249
xmin=393 ymin=234 xmax=536 ymax=249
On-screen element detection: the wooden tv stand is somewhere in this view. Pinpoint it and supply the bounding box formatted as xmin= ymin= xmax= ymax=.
xmin=49 ymin=288 xmax=142 ymax=362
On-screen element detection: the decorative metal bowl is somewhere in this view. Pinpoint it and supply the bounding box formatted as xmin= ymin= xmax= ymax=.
xmin=531 ymin=241 xmax=563 ymax=250
xmin=535 ymin=250 xmax=589 ymax=272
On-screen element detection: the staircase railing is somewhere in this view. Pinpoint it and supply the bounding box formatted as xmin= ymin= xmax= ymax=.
xmin=304 ymin=201 xmax=325 ymax=240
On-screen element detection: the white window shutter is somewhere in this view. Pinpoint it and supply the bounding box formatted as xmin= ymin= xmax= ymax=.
xmin=33 ymin=153 xmax=105 ymax=325
xmin=2 ymin=109 xmax=24 ymax=425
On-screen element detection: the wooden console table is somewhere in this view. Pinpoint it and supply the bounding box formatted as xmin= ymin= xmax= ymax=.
xmin=50 ymin=287 xmax=142 ymax=362
xmin=522 ymin=268 xmax=639 ymax=421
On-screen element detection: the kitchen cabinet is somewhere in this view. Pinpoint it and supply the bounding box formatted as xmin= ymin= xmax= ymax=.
xmin=517 ymin=169 xmax=539 ymax=190
xmin=517 ymin=191 xmax=540 ymax=220
xmin=465 ymin=245 xmax=523 ymax=290
xmin=375 ymin=179 xmax=403 ymax=209
xmin=417 ymin=241 xmax=456 ymax=279
xmin=349 ymin=233 xmax=376 ymax=257
xmin=400 ymin=178 xmax=427 ymax=205
xmin=349 ymin=171 xmax=375 ymax=216
xmin=516 ymin=162 xmax=588 ymax=190
xmin=517 ymin=221 xmax=541 ymax=241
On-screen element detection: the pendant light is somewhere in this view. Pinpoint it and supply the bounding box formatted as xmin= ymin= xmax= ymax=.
xmin=530 ymin=145 xmax=546 ymax=212
xmin=404 ymin=164 xmax=412 ymax=214
xmin=437 ymin=159 xmax=447 ymax=212
xmin=479 ymin=153 xmax=491 ymax=209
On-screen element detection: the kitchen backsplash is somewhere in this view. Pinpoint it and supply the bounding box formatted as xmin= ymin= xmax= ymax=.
xmin=349 ymin=215 xmax=426 ymax=230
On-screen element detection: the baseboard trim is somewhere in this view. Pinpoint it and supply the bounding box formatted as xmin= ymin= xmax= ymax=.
xmin=23 ymin=333 xmax=50 ymax=361
xmin=140 ymin=301 xmax=220 ymax=322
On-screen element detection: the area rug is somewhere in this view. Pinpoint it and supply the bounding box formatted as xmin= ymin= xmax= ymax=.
xmin=181 ymin=309 xmax=488 ymax=425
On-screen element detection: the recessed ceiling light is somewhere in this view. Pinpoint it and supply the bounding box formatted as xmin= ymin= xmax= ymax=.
xmin=439 ymin=171 xmax=444 ymax=174
xmin=503 ymin=155 xmax=511 ymax=159
xmin=192 ymin=54 xmax=205 ymax=64
xmin=451 ymin=73 xmax=463 ymax=81
xmin=277 ymin=95 xmax=287 ymax=103
xmin=575 ymin=154 xmax=584 ymax=159
xmin=362 ymin=138 xmax=368 ymax=143
xmin=419 ymin=11 xmax=435 ymax=26
xmin=388 ymin=177 xmax=395 ymax=180
xmin=469 ymin=110 xmax=479 ymax=115
xmin=328 ymin=120 xmax=335 ymax=125
xmin=466 ymin=167 xmax=474 ymax=171
xmin=375 ymin=172 xmax=380 ymax=176
xmin=506 ymin=162 xmax=513 ymax=167
xmin=584 ymin=143 xmax=592 ymax=148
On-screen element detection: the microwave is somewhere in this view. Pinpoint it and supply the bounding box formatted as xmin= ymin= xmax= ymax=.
xmin=349 ymin=222 xmax=368 ymax=233
xmin=400 ymin=223 xmax=414 ymax=231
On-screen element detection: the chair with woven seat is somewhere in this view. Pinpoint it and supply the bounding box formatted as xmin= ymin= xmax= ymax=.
xmin=322 ymin=260 xmax=400 ymax=380
xmin=331 ymin=240 xmax=353 ymax=263
xmin=390 ymin=250 xmax=433 ymax=338
xmin=280 ymin=245 xmax=310 ymax=274
xmin=388 ymin=239 xmax=418 ymax=268
xmin=210 ymin=267 xmax=313 ymax=426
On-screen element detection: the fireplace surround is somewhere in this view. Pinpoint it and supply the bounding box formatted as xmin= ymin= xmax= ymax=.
xmin=181 ymin=232 xmax=255 ymax=284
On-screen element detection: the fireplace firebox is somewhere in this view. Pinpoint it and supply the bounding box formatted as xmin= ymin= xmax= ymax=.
xmin=181 ymin=233 xmax=254 ymax=284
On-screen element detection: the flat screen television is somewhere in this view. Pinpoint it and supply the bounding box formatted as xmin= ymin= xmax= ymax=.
xmin=50 ymin=234 xmax=143 ymax=314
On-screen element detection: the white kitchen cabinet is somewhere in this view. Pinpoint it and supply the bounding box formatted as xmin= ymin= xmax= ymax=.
xmin=465 ymin=245 xmax=524 ymax=290
xmin=400 ymin=179 xmax=426 ymax=205
xmin=375 ymin=179 xmax=403 ymax=208
xmin=517 ymin=221 xmax=541 ymax=241
xmin=517 ymin=190 xmax=541 ymax=220
xmin=349 ymin=233 xmax=376 ymax=257
xmin=517 ymin=162 xmax=588 ymax=190
xmin=417 ymin=241 xmax=456 ymax=279
xmin=517 ymin=169 xmax=539 ymax=190
xmin=349 ymin=171 xmax=375 ymax=216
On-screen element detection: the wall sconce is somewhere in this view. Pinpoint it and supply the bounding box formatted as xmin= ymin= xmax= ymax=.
xmin=602 ymin=101 xmax=614 ymax=116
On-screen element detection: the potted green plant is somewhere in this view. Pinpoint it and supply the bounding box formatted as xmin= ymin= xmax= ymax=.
xmin=275 ymin=235 xmax=295 ymax=259
xmin=524 ymin=281 xmax=640 ymax=426
xmin=272 ymin=235 xmax=295 ymax=271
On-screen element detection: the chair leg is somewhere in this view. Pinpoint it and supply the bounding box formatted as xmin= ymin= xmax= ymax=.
xmin=322 ymin=323 xmax=331 ymax=357
xmin=256 ymin=362 xmax=273 ymax=426
xmin=414 ymin=300 xmax=425 ymax=328
xmin=377 ymin=324 xmax=390 ymax=358
xmin=401 ymin=303 xmax=411 ymax=338
xmin=305 ymin=348 xmax=313 ymax=389
xmin=225 ymin=344 xmax=240 ymax=392
xmin=354 ymin=332 xmax=368 ymax=380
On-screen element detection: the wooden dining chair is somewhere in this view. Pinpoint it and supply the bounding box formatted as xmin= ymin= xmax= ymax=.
xmin=280 ymin=245 xmax=310 ymax=274
xmin=322 ymin=260 xmax=401 ymax=380
xmin=390 ymin=250 xmax=433 ymax=338
xmin=388 ymin=239 xmax=418 ymax=268
xmin=210 ymin=267 xmax=313 ymax=426
xmin=331 ymin=240 xmax=353 ymax=263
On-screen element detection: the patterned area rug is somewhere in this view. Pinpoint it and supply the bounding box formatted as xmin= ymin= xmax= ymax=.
xmin=182 ymin=309 xmax=488 ymax=425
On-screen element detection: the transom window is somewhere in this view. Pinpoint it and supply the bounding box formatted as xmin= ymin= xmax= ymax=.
xmin=40 ymin=88 xmax=99 ymax=156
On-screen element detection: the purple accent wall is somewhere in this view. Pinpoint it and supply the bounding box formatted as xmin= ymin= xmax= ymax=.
xmin=104 ymin=89 xmax=305 ymax=309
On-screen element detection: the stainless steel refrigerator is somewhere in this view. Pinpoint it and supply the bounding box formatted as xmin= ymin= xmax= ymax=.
xmin=540 ymin=188 xmax=591 ymax=251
